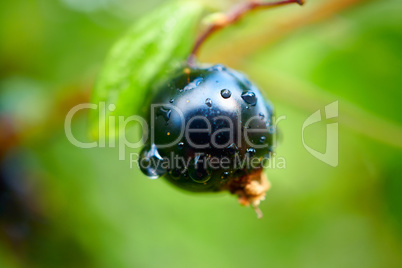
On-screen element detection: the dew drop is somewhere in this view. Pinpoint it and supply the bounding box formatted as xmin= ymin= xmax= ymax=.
xmin=226 ymin=143 xmax=239 ymax=156
xmin=205 ymin=98 xmax=212 ymax=107
xmin=195 ymin=77 xmax=203 ymax=86
xmin=169 ymin=99 xmax=174 ymax=103
xmin=183 ymin=77 xmax=203 ymax=91
xmin=139 ymin=144 xmax=166 ymax=179
xmin=246 ymin=148 xmax=256 ymax=157
xmin=259 ymin=112 xmax=265 ymax=120
xmin=188 ymin=154 xmax=211 ymax=183
xmin=157 ymin=107 xmax=171 ymax=122
xmin=241 ymin=91 xmax=257 ymax=106
xmin=221 ymin=89 xmax=232 ymax=99
xmin=177 ymin=142 xmax=184 ymax=149
xmin=265 ymin=119 xmax=271 ymax=128
xmin=209 ymin=64 xmax=226 ymax=72
xmin=169 ymin=169 xmax=181 ymax=180
xmin=260 ymin=136 xmax=266 ymax=144
xmin=221 ymin=171 xmax=231 ymax=180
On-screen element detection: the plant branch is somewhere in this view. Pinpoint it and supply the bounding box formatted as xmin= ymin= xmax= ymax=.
xmin=201 ymin=0 xmax=366 ymax=66
xmin=187 ymin=0 xmax=304 ymax=66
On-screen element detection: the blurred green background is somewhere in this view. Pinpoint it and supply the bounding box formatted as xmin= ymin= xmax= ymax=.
xmin=1 ymin=0 xmax=402 ymax=267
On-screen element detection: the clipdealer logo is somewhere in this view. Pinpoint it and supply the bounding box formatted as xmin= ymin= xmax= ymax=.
xmin=302 ymin=101 xmax=339 ymax=167
xmin=64 ymin=101 xmax=339 ymax=167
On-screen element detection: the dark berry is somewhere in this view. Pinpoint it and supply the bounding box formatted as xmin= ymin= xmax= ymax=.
xmin=140 ymin=64 xmax=275 ymax=209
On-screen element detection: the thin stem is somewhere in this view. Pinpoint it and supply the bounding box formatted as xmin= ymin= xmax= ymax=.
xmin=204 ymin=0 xmax=363 ymax=66
xmin=187 ymin=0 xmax=304 ymax=66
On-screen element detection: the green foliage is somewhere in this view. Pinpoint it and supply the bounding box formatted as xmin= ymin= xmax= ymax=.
xmin=90 ymin=1 xmax=203 ymax=137
xmin=1 ymin=0 xmax=402 ymax=268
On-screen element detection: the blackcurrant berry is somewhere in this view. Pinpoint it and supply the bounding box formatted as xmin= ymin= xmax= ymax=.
xmin=140 ymin=64 xmax=275 ymax=213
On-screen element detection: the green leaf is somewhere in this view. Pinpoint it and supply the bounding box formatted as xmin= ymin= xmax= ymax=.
xmin=90 ymin=1 xmax=203 ymax=137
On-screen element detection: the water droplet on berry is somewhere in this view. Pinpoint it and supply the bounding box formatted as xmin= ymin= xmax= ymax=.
xmin=205 ymin=98 xmax=212 ymax=107
xmin=221 ymin=89 xmax=232 ymax=99
xmin=226 ymin=143 xmax=239 ymax=155
xmin=260 ymin=136 xmax=266 ymax=143
xmin=221 ymin=171 xmax=231 ymax=180
xmin=177 ymin=142 xmax=184 ymax=149
xmin=209 ymin=64 xmax=226 ymax=72
xmin=188 ymin=154 xmax=211 ymax=183
xmin=241 ymin=91 xmax=257 ymax=106
xmin=139 ymin=144 xmax=166 ymax=179
xmin=183 ymin=77 xmax=203 ymax=91
xmin=195 ymin=78 xmax=203 ymax=86
xmin=157 ymin=107 xmax=171 ymax=122
xmin=246 ymin=148 xmax=256 ymax=157
xmin=169 ymin=169 xmax=181 ymax=180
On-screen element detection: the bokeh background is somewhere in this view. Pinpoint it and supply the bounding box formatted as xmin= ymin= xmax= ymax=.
xmin=1 ymin=0 xmax=402 ymax=267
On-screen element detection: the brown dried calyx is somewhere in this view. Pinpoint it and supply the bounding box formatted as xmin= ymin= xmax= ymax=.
xmin=223 ymin=168 xmax=271 ymax=219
